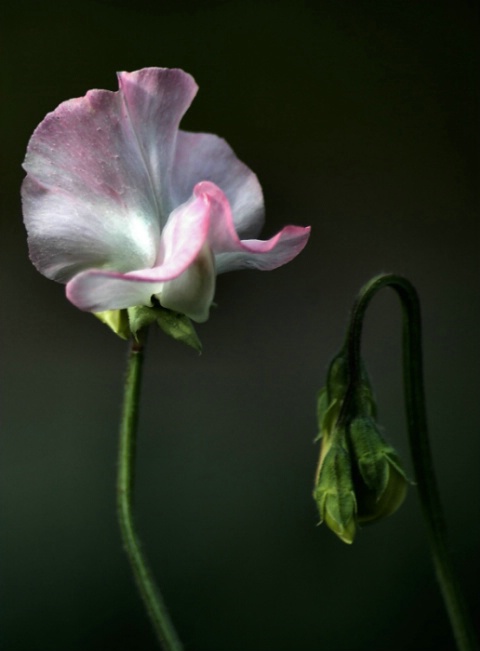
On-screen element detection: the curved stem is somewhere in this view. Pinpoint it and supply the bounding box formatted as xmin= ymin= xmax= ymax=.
xmin=341 ymin=273 xmax=477 ymax=651
xmin=117 ymin=334 xmax=183 ymax=651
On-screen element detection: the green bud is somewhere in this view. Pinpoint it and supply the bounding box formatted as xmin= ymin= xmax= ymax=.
xmin=314 ymin=353 xmax=408 ymax=542
xmin=314 ymin=440 xmax=357 ymax=544
xmin=348 ymin=417 xmax=408 ymax=524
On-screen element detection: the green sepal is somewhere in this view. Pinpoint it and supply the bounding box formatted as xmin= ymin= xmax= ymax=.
xmin=325 ymin=354 xmax=349 ymax=403
xmin=348 ymin=416 xmax=409 ymax=524
xmin=127 ymin=305 xmax=202 ymax=353
xmin=94 ymin=309 xmax=130 ymax=340
xmin=127 ymin=305 xmax=159 ymax=338
xmin=314 ymin=440 xmax=357 ymax=544
xmin=316 ymin=387 xmax=329 ymax=432
xmin=315 ymin=382 xmax=346 ymax=444
xmin=349 ymin=417 xmax=389 ymax=494
xmin=353 ymin=376 xmax=377 ymax=419
xmin=154 ymin=307 xmax=202 ymax=353
xmin=318 ymin=398 xmax=342 ymax=443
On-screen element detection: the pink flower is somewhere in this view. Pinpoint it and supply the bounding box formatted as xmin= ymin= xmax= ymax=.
xmin=22 ymin=68 xmax=310 ymax=323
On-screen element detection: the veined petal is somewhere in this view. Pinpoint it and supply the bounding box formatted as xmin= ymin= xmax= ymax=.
xmin=22 ymin=174 xmax=160 ymax=284
xmin=118 ymin=68 xmax=198 ymax=220
xmin=66 ymin=191 xmax=211 ymax=312
xmin=192 ymin=181 xmax=311 ymax=274
xmin=171 ymin=131 xmax=264 ymax=238
xmin=22 ymin=68 xmax=197 ymax=283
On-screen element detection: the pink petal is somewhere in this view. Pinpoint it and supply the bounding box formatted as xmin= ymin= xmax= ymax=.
xmin=117 ymin=68 xmax=198 ymax=219
xmin=66 ymin=190 xmax=211 ymax=312
xmin=193 ymin=182 xmax=311 ymax=274
xmin=171 ymin=131 xmax=264 ymax=238
xmin=22 ymin=68 xmax=197 ymax=283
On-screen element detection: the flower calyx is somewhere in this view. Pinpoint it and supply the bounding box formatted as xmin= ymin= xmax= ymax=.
xmin=95 ymin=304 xmax=202 ymax=353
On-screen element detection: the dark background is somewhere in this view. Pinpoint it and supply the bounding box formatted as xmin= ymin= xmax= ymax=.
xmin=1 ymin=1 xmax=479 ymax=650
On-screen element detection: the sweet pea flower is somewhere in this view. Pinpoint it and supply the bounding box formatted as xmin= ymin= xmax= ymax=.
xmin=22 ymin=67 xmax=310 ymax=323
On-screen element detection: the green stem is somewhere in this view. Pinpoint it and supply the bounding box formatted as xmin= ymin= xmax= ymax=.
xmin=117 ymin=333 xmax=183 ymax=651
xmin=341 ymin=273 xmax=477 ymax=651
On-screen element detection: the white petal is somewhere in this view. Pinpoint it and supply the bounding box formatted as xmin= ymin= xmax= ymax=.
xmin=22 ymin=68 xmax=198 ymax=283
xmin=158 ymin=244 xmax=216 ymax=323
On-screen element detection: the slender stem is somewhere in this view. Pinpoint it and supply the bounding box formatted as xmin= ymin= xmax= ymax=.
xmin=117 ymin=333 xmax=183 ymax=651
xmin=341 ymin=274 xmax=477 ymax=651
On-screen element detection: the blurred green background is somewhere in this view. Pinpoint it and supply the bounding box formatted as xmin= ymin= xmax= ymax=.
xmin=1 ymin=1 xmax=479 ymax=649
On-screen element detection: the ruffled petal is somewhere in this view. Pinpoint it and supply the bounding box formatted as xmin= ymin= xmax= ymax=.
xmin=66 ymin=190 xmax=211 ymax=312
xmin=192 ymin=182 xmax=311 ymax=274
xmin=171 ymin=131 xmax=264 ymax=238
xmin=118 ymin=68 xmax=198 ymax=219
xmin=214 ymin=226 xmax=311 ymax=274
xmin=22 ymin=67 xmax=197 ymax=283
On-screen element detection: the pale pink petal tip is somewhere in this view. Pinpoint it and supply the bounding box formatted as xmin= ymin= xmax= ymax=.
xmin=190 ymin=181 xmax=311 ymax=274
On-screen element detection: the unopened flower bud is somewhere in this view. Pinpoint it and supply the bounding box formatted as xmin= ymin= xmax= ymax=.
xmin=348 ymin=417 xmax=408 ymax=524
xmin=314 ymin=353 xmax=409 ymax=543
xmin=314 ymin=439 xmax=357 ymax=544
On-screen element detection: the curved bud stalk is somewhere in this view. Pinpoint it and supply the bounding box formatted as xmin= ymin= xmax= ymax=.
xmin=313 ymin=274 xmax=477 ymax=651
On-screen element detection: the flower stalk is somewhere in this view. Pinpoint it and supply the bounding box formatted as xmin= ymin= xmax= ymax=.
xmin=340 ymin=274 xmax=477 ymax=651
xmin=117 ymin=332 xmax=183 ymax=651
